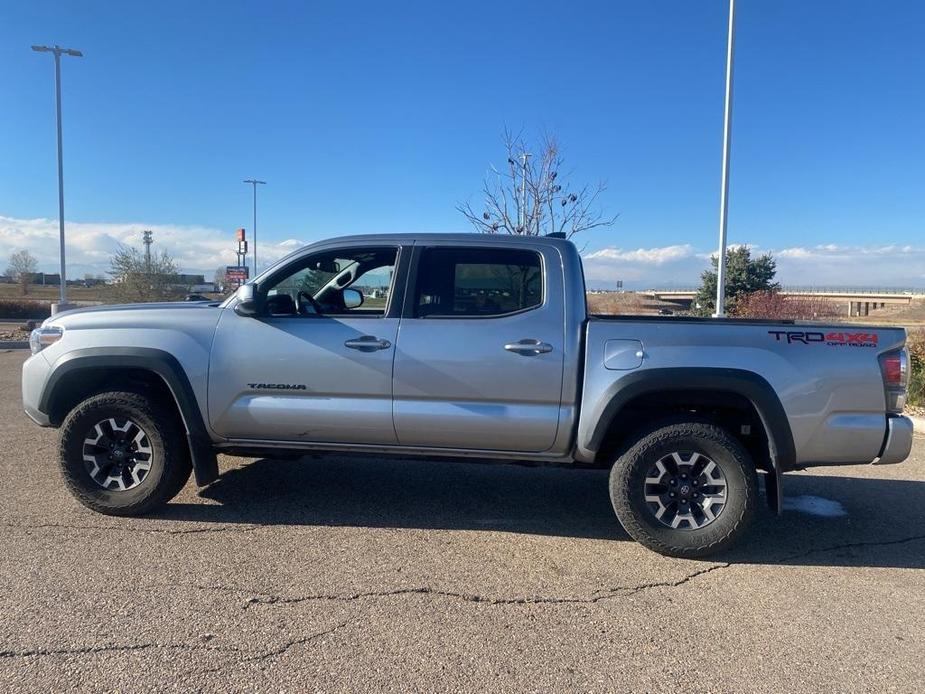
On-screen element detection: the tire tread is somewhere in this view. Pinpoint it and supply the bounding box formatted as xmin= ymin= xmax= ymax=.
xmin=610 ymin=421 xmax=756 ymax=558
xmin=58 ymin=391 xmax=191 ymax=516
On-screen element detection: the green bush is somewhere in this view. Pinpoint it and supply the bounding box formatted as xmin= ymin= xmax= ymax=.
xmin=907 ymin=329 xmax=925 ymax=407
xmin=0 ymin=300 xmax=51 ymax=320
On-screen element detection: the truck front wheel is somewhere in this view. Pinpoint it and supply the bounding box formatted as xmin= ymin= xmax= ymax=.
xmin=609 ymin=421 xmax=757 ymax=558
xmin=58 ymin=391 xmax=192 ymax=516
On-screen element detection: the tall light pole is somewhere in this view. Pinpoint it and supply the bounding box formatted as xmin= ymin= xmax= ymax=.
xmin=519 ymin=153 xmax=531 ymax=233
xmin=32 ymin=44 xmax=82 ymax=310
xmin=142 ymin=230 xmax=153 ymax=272
xmin=243 ymin=179 xmax=266 ymax=276
xmin=714 ymin=0 xmax=736 ymax=317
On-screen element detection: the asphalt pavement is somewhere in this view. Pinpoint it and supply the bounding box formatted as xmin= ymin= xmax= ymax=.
xmin=1 ymin=350 xmax=923 ymax=692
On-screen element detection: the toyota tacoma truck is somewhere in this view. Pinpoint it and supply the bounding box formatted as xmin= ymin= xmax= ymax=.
xmin=21 ymin=233 xmax=914 ymax=557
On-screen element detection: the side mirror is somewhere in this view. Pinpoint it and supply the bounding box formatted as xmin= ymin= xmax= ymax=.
xmin=342 ymin=288 xmax=364 ymax=309
xmin=233 ymin=284 xmax=259 ymax=317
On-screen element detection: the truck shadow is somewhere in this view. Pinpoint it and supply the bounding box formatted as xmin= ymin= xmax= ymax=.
xmin=158 ymin=455 xmax=925 ymax=570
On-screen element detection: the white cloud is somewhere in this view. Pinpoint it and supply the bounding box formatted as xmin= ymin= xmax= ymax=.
xmin=773 ymin=244 xmax=925 ymax=287
xmin=584 ymin=244 xmax=696 ymax=265
xmin=0 ymin=215 xmax=306 ymax=279
xmin=583 ymin=241 xmax=925 ymax=289
xmin=582 ymin=244 xmax=703 ymax=287
xmin=2 ymin=214 xmax=923 ymax=289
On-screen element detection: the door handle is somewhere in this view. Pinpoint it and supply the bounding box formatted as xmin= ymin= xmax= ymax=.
xmin=344 ymin=335 xmax=392 ymax=352
xmin=504 ymin=339 xmax=553 ymax=355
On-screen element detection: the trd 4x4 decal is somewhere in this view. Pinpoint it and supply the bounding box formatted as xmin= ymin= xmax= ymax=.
xmin=768 ymin=330 xmax=878 ymax=347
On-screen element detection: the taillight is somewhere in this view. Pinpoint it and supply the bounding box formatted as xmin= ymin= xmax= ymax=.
xmin=882 ymin=354 xmax=902 ymax=386
xmin=879 ymin=348 xmax=909 ymax=413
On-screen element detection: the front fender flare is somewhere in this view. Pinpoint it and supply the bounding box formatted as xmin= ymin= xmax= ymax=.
xmin=41 ymin=347 xmax=219 ymax=486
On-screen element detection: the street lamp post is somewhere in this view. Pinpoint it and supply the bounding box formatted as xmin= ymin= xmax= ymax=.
xmin=714 ymin=0 xmax=736 ymax=317
xmin=519 ymin=153 xmax=531 ymax=233
xmin=32 ymin=44 xmax=82 ymax=310
xmin=243 ymin=179 xmax=266 ymax=276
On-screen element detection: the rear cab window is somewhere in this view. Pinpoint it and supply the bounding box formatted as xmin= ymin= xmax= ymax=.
xmin=414 ymin=247 xmax=543 ymax=318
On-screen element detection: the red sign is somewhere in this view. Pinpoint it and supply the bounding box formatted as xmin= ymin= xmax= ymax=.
xmin=226 ymin=265 xmax=249 ymax=283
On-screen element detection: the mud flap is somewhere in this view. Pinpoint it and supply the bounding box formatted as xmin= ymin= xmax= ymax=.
xmin=189 ymin=434 xmax=219 ymax=487
xmin=765 ymin=465 xmax=783 ymax=515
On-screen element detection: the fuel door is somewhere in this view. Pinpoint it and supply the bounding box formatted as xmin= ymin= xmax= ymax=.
xmin=603 ymin=339 xmax=644 ymax=370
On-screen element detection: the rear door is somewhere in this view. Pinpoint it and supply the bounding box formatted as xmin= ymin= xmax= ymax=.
xmin=392 ymin=243 xmax=565 ymax=452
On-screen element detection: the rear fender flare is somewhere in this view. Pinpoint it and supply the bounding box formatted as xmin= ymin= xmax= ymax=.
xmin=585 ymin=368 xmax=795 ymax=513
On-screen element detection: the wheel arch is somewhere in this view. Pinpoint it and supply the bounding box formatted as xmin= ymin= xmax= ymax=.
xmin=585 ymin=368 xmax=795 ymax=513
xmin=40 ymin=347 xmax=218 ymax=486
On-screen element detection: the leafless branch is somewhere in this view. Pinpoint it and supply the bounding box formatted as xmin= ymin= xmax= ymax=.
xmin=458 ymin=130 xmax=617 ymax=239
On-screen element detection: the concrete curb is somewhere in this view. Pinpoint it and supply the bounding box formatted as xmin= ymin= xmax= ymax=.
xmin=0 ymin=341 xmax=29 ymax=350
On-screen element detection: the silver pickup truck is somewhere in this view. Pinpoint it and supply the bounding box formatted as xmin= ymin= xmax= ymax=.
xmin=22 ymin=233 xmax=913 ymax=557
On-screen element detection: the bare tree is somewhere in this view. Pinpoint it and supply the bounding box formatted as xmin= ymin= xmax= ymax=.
xmin=5 ymin=250 xmax=38 ymax=295
xmin=213 ymin=266 xmax=227 ymax=289
xmin=458 ymin=130 xmax=617 ymax=239
xmin=109 ymin=245 xmax=183 ymax=302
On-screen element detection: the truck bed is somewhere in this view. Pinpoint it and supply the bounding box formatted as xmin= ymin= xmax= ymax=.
xmin=578 ymin=314 xmax=906 ymax=467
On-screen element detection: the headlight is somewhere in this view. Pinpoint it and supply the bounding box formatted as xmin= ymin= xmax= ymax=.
xmin=30 ymin=326 xmax=63 ymax=355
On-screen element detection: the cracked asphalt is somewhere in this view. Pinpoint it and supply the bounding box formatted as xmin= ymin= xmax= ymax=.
xmin=1 ymin=350 xmax=924 ymax=692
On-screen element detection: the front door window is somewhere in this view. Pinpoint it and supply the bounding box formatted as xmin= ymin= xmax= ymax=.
xmin=264 ymin=247 xmax=397 ymax=317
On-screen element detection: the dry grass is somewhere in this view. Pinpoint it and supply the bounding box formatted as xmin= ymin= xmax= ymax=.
xmin=842 ymin=297 xmax=925 ymax=328
xmin=586 ymin=292 xmax=680 ymax=316
xmin=0 ymin=284 xmax=112 ymax=301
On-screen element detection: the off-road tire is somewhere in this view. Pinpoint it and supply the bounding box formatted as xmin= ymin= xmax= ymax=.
xmin=609 ymin=421 xmax=757 ymax=558
xmin=59 ymin=391 xmax=192 ymax=516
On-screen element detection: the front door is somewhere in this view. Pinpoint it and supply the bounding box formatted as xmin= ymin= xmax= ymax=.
xmin=392 ymin=245 xmax=565 ymax=452
xmin=208 ymin=245 xmax=401 ymax=444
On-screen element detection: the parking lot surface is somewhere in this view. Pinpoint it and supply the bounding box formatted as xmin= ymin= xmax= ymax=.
xmin=1 ymin=350 xmax=923 ymax=692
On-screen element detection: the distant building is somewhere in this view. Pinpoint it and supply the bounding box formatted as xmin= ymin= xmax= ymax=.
xmin=174 ymin=274 xmax=205 ymax=286
xmin=190 ymin=283 xmax=218 ymax=293
xmin=26 ymin=272 xmax=61 ymax=285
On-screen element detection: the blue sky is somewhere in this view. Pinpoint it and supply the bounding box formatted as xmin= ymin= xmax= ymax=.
xmin=1 ymin=0 xmax=923 ymax=287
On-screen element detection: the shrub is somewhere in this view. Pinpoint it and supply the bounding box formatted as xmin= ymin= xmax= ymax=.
xmin=0 ymin=299 xmax=52 ymax=320
xmin=733 ymin=290 xmax=840 ymax=321
xmin=907 ymin=328 xmax=925 ymax=407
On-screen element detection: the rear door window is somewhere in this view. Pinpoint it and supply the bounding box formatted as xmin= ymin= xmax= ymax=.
xmin=414 ymin=247 xmax=543 ymax=318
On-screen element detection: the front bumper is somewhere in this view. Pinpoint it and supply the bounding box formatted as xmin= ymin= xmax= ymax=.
xmin=876 ymin=415 xmax=913 ymax=465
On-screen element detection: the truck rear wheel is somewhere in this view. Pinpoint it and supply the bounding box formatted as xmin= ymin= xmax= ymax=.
xmin=609 ymin=421 xmax=757 ymax=558
xmin=58 ymin=391 xmax=192 ymax=516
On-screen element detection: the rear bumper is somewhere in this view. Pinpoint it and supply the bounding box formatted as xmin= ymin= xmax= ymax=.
xmin=876 ymin=415 xmax=913 ymax=465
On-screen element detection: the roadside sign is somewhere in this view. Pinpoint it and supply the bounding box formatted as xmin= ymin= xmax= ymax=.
xmin=226 ymin=265 xmax=249 ymax=283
